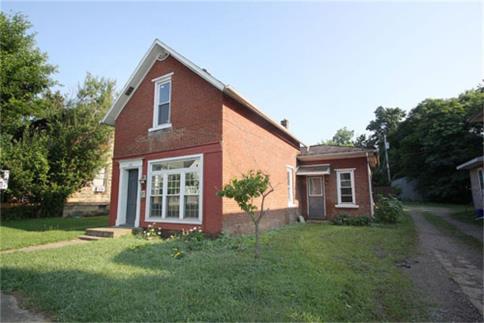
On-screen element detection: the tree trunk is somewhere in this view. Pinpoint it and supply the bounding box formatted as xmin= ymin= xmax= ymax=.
xmin=254 ymin=221 xmax=260 ymax=259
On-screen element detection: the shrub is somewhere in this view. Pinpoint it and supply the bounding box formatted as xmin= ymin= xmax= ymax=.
xmin=332 ymin=214 xmax=371 ymax=226
xmin=374 ymin=195 xmax=404 ymax=224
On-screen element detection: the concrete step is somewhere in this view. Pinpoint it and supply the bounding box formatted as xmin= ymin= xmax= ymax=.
xmin=79 ymin=235 xmax=106 ymax=241
xmin=84 ymin=227 xmax=133 ymax=238
xmin=85 ymin=228 xmax=114 ymax=238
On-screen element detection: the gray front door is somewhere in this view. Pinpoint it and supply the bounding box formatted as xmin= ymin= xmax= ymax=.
xmin=307 ymin=176 xmax=325 ymax=219
xmin=125 ymin=169 xmax=138 ymax=227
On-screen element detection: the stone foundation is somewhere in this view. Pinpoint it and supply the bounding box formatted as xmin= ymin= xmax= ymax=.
xmin=222 ymin=207 xmax=299 ymax=235
xmin=63 ymin=202 xmax=110 ymax=217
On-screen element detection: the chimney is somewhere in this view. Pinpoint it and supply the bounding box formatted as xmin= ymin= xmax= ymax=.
xmin=280 ymin=118 xmax=289 ymax=129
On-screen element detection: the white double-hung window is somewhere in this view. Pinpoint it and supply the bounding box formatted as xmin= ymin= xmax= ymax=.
xmin=151 ymin=73 xmax=173 ymax=131
xmin=336 ymin=169 xmax=358 ymax=208
xmin=147 ymin=155 xmax=203 ymax=223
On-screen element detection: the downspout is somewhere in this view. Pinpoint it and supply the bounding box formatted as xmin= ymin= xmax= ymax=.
xmin=366 ymin=152 xmax=375 ymax=218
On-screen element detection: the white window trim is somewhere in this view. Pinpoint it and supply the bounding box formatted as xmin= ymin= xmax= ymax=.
xmin=335 ymin=168 xmax=359 ymax=208
xmin=116 ymin=159 xmax=143 ymax=227
xmin=150 ymin=72 xmax=173 ymax=132
xmin=287 ymin=165 xmax=295 ymax=207
xmin=145 ymin=154 xmax=203 ymax=225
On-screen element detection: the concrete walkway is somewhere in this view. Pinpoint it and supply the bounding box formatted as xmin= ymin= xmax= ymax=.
xmin=407 ymin=206 xmax=483 ymax=322
xmin=0 ymin=292 xmax=49 ymax=322
xmin=1 ymin=239 xmax=88 ymax=254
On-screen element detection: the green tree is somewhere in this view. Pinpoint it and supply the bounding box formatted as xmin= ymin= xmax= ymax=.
xmin=218 ymin=171 xmax=274 ymax=258
xmin=320 ymin=127 xmax=355 ymax=146
xmin=366 ymin=106 xmax=406 ymax=147
xmin=41 ymin=74 xmax=114 ymax=215
xmin=392 ymin=86 xmax=483 ymax=202
xmin=362 ymin=106 xmax=406 ymax=185
xmin=0 ymin=12 xmax=56 ymax=135
xmin=0 ymin=12 xmax=115 ymax=215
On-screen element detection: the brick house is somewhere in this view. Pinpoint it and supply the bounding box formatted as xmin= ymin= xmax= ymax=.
xmin=101 ymin=40 xmax=377 ymax=235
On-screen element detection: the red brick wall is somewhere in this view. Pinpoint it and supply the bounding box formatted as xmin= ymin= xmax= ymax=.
xmin=113 ymin=56 xmax=223 ymax=160
xmin=221 ymin=96 xmax=300 ymax=234
xmin=109 ymin=55 xmax=225 ymax=234
xmin=298 ymin=157 xmax=373 ymax=218
xmin=109 ymin=143 xmax=223 ymax=235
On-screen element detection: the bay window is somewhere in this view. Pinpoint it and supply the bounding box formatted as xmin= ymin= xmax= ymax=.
xmin=147 ymin=155 xmax=202 ymax=223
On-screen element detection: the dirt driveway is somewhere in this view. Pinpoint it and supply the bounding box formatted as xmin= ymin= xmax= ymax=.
xmin=407 ymin=206 xmax=483 ymax=322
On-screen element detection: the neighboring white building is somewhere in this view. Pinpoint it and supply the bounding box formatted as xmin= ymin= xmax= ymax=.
xmin=457 ymin=156 xmax=484 ymax=219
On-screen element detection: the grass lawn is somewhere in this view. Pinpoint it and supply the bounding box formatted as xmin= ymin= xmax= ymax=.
xmin=0 ymin=214 xmax=426 ymax=322
xmin=0 ymin=216 xmax=108 ymax=251
xmin=449 ymin=210 xmax=483 ymax=227
xmin=422 ymin=211 xmax=483 ymax=251
xmin=404 ymin=201 xmax=471 ymax=211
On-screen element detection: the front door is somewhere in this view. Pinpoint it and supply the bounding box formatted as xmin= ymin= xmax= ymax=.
xmin=307 ymin=176 xmax=325 ymax=219
xmin=125 ymin=169 xmax=139 ymax=227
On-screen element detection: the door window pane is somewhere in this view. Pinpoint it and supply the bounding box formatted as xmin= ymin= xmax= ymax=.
xmin=309 ymin=177 xmax=323 ymax=196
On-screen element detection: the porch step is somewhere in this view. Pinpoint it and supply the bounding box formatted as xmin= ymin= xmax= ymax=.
xmin=79 ymin=235 xmax=107 ymax=241
xmin=84 ymin=227 xmax=133 ymax=238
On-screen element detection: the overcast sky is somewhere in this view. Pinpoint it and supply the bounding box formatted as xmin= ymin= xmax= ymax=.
xmin=2 ymin=1 xmax=482 ymax=144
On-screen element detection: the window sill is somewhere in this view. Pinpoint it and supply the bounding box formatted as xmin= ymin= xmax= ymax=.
xmin=335 ymin=204 xmax=359 ymax=209
xmin=145 ymin=217 xmax=202 ymax=225
xmin=148 ymin=123 xmax=172 ymax=132
xmin=288 ymin=203 xmax=297 ymax=208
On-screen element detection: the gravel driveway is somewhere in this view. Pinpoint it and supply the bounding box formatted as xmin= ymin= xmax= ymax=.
xmin=407 ymin=206 xmax=483 ymax=322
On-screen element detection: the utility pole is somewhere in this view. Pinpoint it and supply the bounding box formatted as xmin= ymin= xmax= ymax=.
xmin=383 ymin=133 xmax=391 ymax=185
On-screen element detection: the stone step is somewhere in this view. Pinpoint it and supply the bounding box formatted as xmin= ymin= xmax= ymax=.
xmin=79 ymin=235 xmax=106 ymax=241
xmin=84 ymin=227 xmax=133 ymax=238
xmin=85 ymin=228 xmax=114 ymax=238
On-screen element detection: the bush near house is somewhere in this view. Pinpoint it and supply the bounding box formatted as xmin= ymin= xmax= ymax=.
xmin=374 ymin=195 xmax=404 ymax=224
xmin=332 ymin=214 xmax=371 ymax=226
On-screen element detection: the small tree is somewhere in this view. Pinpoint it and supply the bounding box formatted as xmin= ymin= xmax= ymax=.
xmin=218 ymin=170 xmax=274 ymax=258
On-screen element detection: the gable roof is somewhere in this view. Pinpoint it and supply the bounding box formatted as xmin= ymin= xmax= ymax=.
xmin=299 ymin=144 xmax=377 ymax=160
xmin=101 ymin=39 xmax=302 ymax=145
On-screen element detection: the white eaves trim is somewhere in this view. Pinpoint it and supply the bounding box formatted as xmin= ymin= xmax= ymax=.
xmin=100 ymin=39 xmax=303 ymax=145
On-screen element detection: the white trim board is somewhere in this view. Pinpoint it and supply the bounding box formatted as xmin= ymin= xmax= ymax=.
xmin=116 ymin=159 xmax=143 ymax=227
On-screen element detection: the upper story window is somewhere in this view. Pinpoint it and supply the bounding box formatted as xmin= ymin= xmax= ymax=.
xmin=336 ymin=169 xmax=358 ymax=208
xmin=150 ymin=73 xmax=173 ymax=131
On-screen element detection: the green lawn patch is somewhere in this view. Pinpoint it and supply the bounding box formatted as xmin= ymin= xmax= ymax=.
xmin=422 ymin=211 xmax=482 ymax=251
xmin=0 ymin=216 xmax=108 ymax=251
xmin=449 ymin=210 xmax=483 ymax=227
xmin=0 ymin=214 xmax=426 ymax=322
xmin=403 ymin=201 xmax=470 ymax=211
